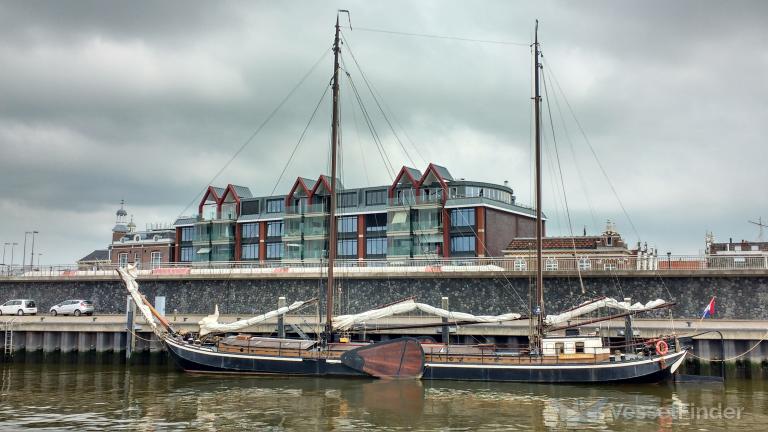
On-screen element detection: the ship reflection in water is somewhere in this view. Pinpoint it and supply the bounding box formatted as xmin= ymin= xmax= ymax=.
xmin=0 ymin=362 xmax=765 ymax=431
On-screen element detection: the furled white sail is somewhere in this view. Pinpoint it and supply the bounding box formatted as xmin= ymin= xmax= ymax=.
xmin=333 ymin=298 xmax=522 ymax=331
xmin=198 ymin=300 xmax=311 ymax=336
xmin=116 ymin=265 xmax=160 ymax=336
xmin=544 ymin=298 xmax=667 ymax=326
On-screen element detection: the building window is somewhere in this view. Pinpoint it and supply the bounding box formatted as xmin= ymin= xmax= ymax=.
xmin=134 ymin=252 xmax=141 ymax=269
xmin=266 ymin=199 xmax=284 ymax=213
xmin=267 ymin=221 xmax=284 ymax=237
xmin=365 ymin=190 xmax=387 ymax=206
xmin=118 ymin=253 xmax=128 ymax=268
xmin=180 ymin=247 xmax=194 ymax=262
xmin=337 ymin=239 xmax=357 ymax=257
xmin=221 ymin=203 xmax=237 ymax=220
xmin=151 ymin=252 xmax=162 ymax=268
xmin=242 ymin=244 xmax=258 ymax=260
xmin=338 ymin=216 xmax=357 ymax=233
xmin=202 ymin=202 xmax=217 ymax=220
xmin=266 ymin=243 xmax=284 ymax=259
xmin=450 ymin=208 xmax=476 ymax=227
xmin=606 ymin=237 xmax=613 ymax=247
xmin=734 ymin=245 xmax=742 ymax=251
xmin=365 ymin=214 xmax=387 ymax=232
xmin=242 ymin=223 xmax=259 ymax=239
xmin=337 ymin=192 xmax=357 ymax=208
xmin=752 ymin=245 xmax=759 ymax=251
xmin=240 ymin=199 xmax=260 ymax=215
xmin=513 ymin=258 xmax=527 ymax=271
xmin=450 ymin=236 xmax=476 ymax=253
xmin=366 ymin=237 xmax=387 ymax=256
xmin=578 ymin=257 xmax=592 ymax=271
xmin=545 ymin=257 xmax=558 ymax=271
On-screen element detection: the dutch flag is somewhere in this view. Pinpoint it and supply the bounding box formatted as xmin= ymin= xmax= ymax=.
xmin=701 ymin=296 xmax=716 ymax=319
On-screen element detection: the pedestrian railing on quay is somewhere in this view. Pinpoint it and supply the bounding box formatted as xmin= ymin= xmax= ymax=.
xmin=1 ymin=254 xmax=767 ymax=278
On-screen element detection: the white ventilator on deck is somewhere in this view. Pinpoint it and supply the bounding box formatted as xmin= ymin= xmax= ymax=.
xmin=333 ymin=298 xmax=523 ymax=331
xmin=116 ymin=265 xmax=160 ymax=336
xmin=544 ymin=298 xmax=667 ymax=326
xmin=198 ymin=300 xmax=311 ymax=337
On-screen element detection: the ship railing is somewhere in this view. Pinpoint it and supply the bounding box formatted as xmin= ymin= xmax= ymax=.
xmin=423 ymin=345 xmax=626 ymax=365
xmin=3 ymin=253 xmax=768 ymax=278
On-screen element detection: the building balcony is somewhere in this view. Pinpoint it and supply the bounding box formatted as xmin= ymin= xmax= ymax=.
xmin=388 ymin=194 xmax=443 ymax=208
xmin=285 ymin=203 xmax=329 ymax=216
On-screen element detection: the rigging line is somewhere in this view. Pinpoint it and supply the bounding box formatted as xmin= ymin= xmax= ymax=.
xmin=269 ymin=80 xmax=332 ymax=197
xmin=542 ymin=56 xmax=641 ymax=240
xmin=449 ymin=205 xmax=530 ymax=312
xmin=541 ymin=68 xmax=585 ymax=294
xmin=348 ymin=26 xmax=529 ymax=46
xmin=346 ymin=74 xmax=370 ymax=185
xmin=345 ymin=70 xmax=395 ymax=178
xmin=543 ymin=65 xmax=599 ymax=233
xmin=341 ymin=37 xmax=418 ymax=168
xmin=543 ymin=55 xmax=677 ymax=327
xmin=343 ymin=34 xmax=429 ymax=166
xmin=345 ymin=71 xmax=397 ymax=179
xmin=176 ymin=47 xmax=331 ymax=219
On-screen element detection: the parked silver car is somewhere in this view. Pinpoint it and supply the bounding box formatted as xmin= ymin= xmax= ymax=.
xmin=0 ymin=299 xmax=37 ymax=315
xmin=49 ymin=300 xmax=95 ymax=316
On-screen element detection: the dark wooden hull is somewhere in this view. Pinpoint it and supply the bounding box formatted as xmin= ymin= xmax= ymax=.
xmin=165 ymin=338 xmax=687 ymax=384
xmin=422 ymin=350 xmax=688 ymax=383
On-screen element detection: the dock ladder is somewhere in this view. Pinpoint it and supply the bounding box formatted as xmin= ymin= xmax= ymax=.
xmin=3 ymin=319 xmax=15 ymax=358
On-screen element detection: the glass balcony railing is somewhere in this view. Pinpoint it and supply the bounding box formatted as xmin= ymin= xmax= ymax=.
xmin=412 ymin=220 xmax=441 ymax=232
xmin=285 ymin=203 xmax=328 ymax=215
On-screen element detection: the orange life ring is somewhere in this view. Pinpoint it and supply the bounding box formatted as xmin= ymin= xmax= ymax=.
xmin=655 ymin=340 xmax=669 ymax=355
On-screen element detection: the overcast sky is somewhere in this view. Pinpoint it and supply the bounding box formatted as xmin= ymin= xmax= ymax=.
xmin=0 ymin=0 xmax=766 ymax=264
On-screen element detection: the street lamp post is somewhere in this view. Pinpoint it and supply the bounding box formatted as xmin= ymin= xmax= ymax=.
xmin=37 ymin=253 xmax=43 ymax=268
xmin=30 ymin=230 xmax=39 ymax=268
xmin=9 ymin=242 xmax=18 ymax=275
xmin=23 ymin=231 xmax=31 ymax=271
xmin=667 ymin=251 xmax=671 ymax=270
xmin=2 ymin=242 xmax=8 ymax=265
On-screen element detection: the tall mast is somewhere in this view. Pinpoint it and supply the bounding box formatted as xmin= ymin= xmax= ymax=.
xmin=533 ymin=20 xmax=545 ymax=350
xmin=325 ymin=12 xmax=343 ymax=337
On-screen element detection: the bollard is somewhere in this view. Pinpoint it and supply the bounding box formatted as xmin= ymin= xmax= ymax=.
xmin=125 ymin=296 xmax=135 ymax=360
xmin=278 ymin=296 xmax=286 ymax=338
xmin=441 ymin=296 xmax=449 ymax=345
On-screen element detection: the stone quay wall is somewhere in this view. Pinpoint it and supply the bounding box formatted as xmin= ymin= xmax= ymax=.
xmin=0 ymin=272 xmax=766 ymax=320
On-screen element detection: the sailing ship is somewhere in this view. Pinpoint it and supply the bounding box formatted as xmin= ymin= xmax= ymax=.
xmin=117 ymin=14 xmax=688 ymax=383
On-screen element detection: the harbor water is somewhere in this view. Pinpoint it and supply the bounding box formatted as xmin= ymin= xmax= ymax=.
xmin=0 ymin=355 xmax=766 ymax=431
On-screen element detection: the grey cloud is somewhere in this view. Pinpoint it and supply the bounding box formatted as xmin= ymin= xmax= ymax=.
xmin=0 ymin=0 xmax=766 ymax=263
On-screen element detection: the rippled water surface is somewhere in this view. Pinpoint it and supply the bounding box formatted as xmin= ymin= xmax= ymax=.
xmin=0 ymin=359 xmax=765 ymax=431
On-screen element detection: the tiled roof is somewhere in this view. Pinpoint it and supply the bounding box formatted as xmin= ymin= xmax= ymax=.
xmin=431 ymin=164 xmax=454 ymax=181
xmin=231 ymin=185 xmax=253 ymax=198
xmin=507 ymin=236 xmax=602 ymax=250
xmin=404 ymin=167 xmax=422 ymax=181
xmin=174 ymin=216 xmax=198 ymax=225
xmin=78 ymin=249 xmax=109 ymax=262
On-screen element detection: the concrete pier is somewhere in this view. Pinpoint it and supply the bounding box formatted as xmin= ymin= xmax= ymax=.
xmin=1 ymin=315 xmax=766 ymax=364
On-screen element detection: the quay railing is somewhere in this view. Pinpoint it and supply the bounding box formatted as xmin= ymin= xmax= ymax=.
xmin=1 ymin=254 xmax=767 ymax=278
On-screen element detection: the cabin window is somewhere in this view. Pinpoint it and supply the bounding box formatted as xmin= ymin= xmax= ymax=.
xmin=513 ymin=258 xmax=527 ymax=271
xmin=555 ymin=342 xmax=565 ymax=354
xmin=575 ymin=342 xmax=585 ymax=354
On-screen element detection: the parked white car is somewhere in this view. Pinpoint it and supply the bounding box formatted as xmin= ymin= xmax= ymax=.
xmin=49 ymin=300 xmax=95 ymax=316
xmin=0 ymin=299 xmax=38 ymax=315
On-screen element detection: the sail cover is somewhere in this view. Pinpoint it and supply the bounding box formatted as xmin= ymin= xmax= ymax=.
xmin=544 ymin=297 xmax=667 ymax=326
xmin=198 ymin=300 xmax=312 ymax=336
xmin=116 ymin=265 xmax=160 ymax=335
xmin=333 ymin=299 xmax=522 ymax=331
